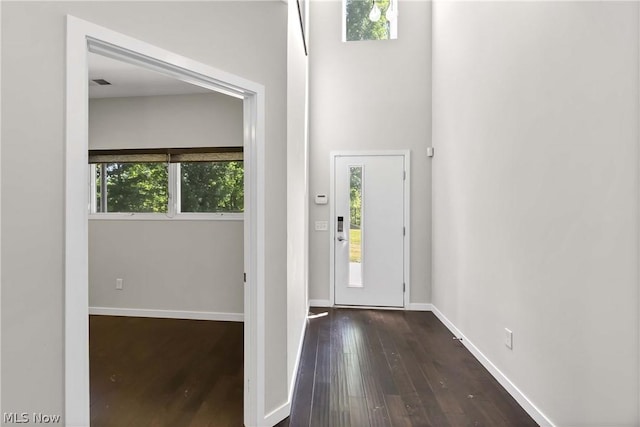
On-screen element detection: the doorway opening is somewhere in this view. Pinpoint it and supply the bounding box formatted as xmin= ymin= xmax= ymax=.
xmin=65 ymin=16 xmax=266 ymax=426
xmin=86 ymin=51 xmax=246 ymax=424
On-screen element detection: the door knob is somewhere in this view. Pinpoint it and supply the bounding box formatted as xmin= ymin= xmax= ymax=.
xmin=337 ymin=236 xmax=347 ymax=242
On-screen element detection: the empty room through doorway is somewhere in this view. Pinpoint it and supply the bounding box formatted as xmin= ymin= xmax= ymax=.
xmin=87 ymin=52 xmax=246 ymax=425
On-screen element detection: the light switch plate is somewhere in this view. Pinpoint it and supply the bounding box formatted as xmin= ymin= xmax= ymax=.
xmin=315 ymin=221 xmax=328 ymax=231
xmin=504 ymin=328 xmax=513 ymax=349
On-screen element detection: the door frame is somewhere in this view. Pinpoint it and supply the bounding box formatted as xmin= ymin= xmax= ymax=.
xmin=329 ymin=150 xmax=411 ymax=308
xmin=65 ymin=16 xmax=266 ymax=426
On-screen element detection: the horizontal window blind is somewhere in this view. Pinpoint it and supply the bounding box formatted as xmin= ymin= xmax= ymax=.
xmin=88 ymin=147 xmax=243 ymax=164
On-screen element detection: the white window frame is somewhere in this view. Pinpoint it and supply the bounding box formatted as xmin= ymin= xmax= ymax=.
xmin=89 ymin=162 xmax=244 ymax=221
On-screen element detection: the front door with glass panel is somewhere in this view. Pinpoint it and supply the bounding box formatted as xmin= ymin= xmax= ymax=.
xmin=334 ymin=154 xmax=405 ymax=307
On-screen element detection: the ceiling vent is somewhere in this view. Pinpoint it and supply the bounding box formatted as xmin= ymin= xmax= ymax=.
xmin=91 ymin=79 xmax=112 ymax=86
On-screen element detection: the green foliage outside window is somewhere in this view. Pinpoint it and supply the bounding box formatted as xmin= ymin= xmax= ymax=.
xmin=98 ymin=163 xmax=168 ymax=213
xmin=95 ymin=161 xmax=244 ymax=214
xmin=181 ymin=162 xmax=244 ymax=212
xmin=350 ymin=167 xmax=362 ymax=228
xmin=346 ymin=0 xmax=391 ymax=41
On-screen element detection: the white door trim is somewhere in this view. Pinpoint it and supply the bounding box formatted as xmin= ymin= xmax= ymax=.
xmin=65 ymin=16 xmax=266 ymax=427
xmin=329 ymin=150 xmax=411 ymax=308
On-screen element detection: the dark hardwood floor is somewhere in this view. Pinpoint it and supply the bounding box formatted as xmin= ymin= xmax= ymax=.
xmin=89 ymin=315 xmax=243 ymax=427
xmin=90 ymin=310 xmax=537 ymax=427
xmin=278 ymin=308 xmax=538 ymax=427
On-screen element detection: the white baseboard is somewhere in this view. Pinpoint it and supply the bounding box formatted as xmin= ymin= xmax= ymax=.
xmin=262 ymin=305 xmax=310 ymax=426
xmin=430 ymin=305 xmax=554 ymax=427
xmin=406 ymin=303 xmax=433 ymax=311
xmin=309 ymin=299 xmax=331 ymax=307
xmin=89 ymin=306 xmax=243 ymax=322
xmin=289 ymin=312 xmax=308 ymax=401
xmin=311 ymin=301 xmax=434 ymax=312
xmin=334 ymin=304 xmax=405 ymax=311
xmin=263 ymin=400 xmax=290 ymax=426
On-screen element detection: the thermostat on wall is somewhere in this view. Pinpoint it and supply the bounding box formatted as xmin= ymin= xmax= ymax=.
xmin=315 ymin=194 xmax=328 ymax=205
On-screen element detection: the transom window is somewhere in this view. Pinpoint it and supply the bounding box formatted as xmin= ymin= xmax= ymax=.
xmin=90 ymin=148 xmax=243 ymax=218
xmin=343 ymin=0 xmax=398 ymax=42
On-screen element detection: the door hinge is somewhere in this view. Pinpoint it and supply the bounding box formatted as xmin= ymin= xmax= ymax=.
xmin=403 ymin=170 xmax=406 ymax=180
xmin=403 ymin=283 xmax=406 ymax=292
xmin=403 ymin=226 xmax=406 ymax=236
xmin=243 ymin=272 xmax=247 ymax=283
xmin=427 ymin=147 xmax=435 ymax=157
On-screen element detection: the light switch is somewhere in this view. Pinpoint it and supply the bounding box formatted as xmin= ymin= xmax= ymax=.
xmin=315 ymin=221 xmax=328 ymax=231
xmin=504 ymin=328 xmax=513 ymax=349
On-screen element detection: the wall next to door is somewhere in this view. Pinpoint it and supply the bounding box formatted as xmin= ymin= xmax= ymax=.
xmin=432 ymin=2 xmax=639 ymax=425
xmin=285 ymin=0 xmax=310 ymax=416
xmin=89 ymin=93 xmax=244 ymax=316
xmin=308 ymin=0 xmax=432 ymax=306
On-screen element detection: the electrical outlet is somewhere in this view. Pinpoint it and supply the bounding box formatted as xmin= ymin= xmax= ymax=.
xmin=116 ymin=278 xmax=123 ymax=290
xmin=504 ymin=328 xmax=513 ymax=349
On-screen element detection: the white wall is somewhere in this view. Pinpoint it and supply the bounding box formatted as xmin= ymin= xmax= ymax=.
xmin=1 ymin=1 xmax=288 ymax=420
xmin=432 ymin=2 xmax=639 ymax=425
xmin=0 ymin=0 xmax=3 ymax=414
xmin=308 ymin=0 xmax=432 ymax=306
xmin=286 ymin=0 xmax=310 ymax=411
xmin=89 ymin=220 xmax=243 ymax=314
xmin=88 ymin=93 xmax=244 ymax=317
xmin=89 ymin=92 xmax=243 ymax=149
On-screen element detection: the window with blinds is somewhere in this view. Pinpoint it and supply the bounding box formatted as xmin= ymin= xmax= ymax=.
xmin=89 ymin=148 xmax=243 ymax=217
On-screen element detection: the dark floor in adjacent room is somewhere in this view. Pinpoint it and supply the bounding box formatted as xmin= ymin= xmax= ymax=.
xmin=89 ymin=315 xmax=243 ymax=427
xmin=277 ymin=308 xmax=538 ymax=427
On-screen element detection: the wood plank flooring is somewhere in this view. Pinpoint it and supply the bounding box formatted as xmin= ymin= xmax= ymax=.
xmin=89 ymin=315 xmax=243 ymax=427
xmin=90 ymin=310 xmax=538 ymax=427
xmin=278 ymin=308 xmax=538 ymax=427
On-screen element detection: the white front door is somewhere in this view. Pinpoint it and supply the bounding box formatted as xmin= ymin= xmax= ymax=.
xmin=333 ymin=154 xmax=405 ymax=307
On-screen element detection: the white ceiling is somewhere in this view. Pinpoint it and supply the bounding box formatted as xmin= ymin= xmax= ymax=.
xmin=88 ymin=52 xmax=212 ymax=99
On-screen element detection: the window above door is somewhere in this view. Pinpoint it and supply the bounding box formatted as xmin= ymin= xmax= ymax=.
xmin=343 ymin=0 xmax=398 ymax=42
